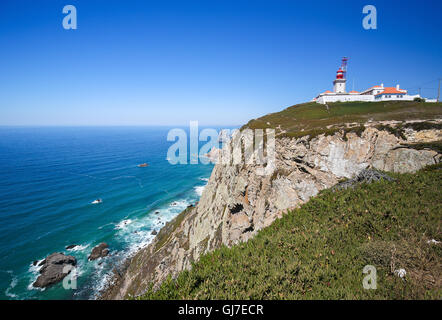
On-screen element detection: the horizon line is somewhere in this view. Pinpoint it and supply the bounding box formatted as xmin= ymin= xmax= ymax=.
xmin=0 ymin=124 xmax=243 ymax=128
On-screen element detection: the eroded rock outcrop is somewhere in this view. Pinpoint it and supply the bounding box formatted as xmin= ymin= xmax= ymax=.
xmin=89 ymin=243 xmax=109 ymax=261
xmin=332 ymin=168 xmax=395 ymax=190
xmin=101 ymin=120 xmax=441 ymax=299
xmin=33 ymin=253 xmax=77 ymax=288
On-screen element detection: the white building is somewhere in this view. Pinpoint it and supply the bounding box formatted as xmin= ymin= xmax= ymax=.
xmin=313 ymin=61 xmax=422 ymax=104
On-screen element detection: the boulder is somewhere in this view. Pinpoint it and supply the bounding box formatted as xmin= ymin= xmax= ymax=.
xmin=151 ymin=230 xmax=158 ymax=236
xmin=88 ymin=243 xmax=109 ymax=261
xmin=33 ymin=253 xmax=77 ymax=288
xmin=66 ymin=244 xmax=78 ymax=250
xmin=333 ymin=169 xmax=394 ymax=190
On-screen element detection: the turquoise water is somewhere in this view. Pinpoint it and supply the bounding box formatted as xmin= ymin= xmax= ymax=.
xmin=0 ymin=126 xmax=222 ymax=300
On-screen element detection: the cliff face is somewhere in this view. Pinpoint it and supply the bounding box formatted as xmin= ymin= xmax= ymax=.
xmin=101 ymin=120 xmax=441 ymax=299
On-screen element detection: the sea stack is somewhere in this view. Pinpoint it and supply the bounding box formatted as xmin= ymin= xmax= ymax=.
xmin=88 ymin=243 xmax=109 ymax=261
xmin=33 ymin=253 xmax=77 ymax=288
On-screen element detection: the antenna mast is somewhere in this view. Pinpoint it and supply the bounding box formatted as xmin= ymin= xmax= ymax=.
xmin=341 ymin=57 xmax=349 ymax=79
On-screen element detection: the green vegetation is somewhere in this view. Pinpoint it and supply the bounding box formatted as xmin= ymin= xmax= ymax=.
xmin=242 ymin=101 xmax=442 ymax=139
xmin=374 ymin=124 xmax=407 ymax=140
xmin=270 ymin=168 xmax=292 ymax=181
xmin=153 ymin=206 xmax=192 ymax=252
xmin=375 ymin=122 xmax=442 ymax=141
xmin=138 ymin=165 xmax=441 ymax=300
xmin=397 ymin=141 xmax=442 ymax=154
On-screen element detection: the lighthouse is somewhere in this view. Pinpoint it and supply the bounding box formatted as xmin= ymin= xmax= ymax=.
xmin=333 ymin=67 xmax=346 ymax=93
xmin=332 ymin=57 xmax=348 ymax=94
xmin=313 ymin=57 xmax=428 ymax=104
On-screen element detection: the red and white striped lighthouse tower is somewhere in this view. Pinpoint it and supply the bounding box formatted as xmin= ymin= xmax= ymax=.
xmin=333 ymin=57 xmax=348 ymax=93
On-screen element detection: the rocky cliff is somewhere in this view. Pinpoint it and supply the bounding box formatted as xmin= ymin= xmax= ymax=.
xmin=101 ymin=119 xmax=441 ymax=299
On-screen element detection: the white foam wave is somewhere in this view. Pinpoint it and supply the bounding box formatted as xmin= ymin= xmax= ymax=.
xmin=115 ymin=219 xmax=133 ymax=230
xmin=169 ymin=199 xmax=189 ymax=208
xmin=98 ymin=222 xmax=114 ymax=230
xmin=112 ymin=198 xmax=192 ymax=260
xmin=4 ymin=271 xmax=18 ymax=299
xmin=194 ymin=185 xmax=205 ymax=197
xmin=93 ymin=196 xmax=195 ymax=298
xmin=67 ymin=244 xmax=89 ymax=252
xmin=27 ymin=258 xmax=47 ymax=291
xmin=93 ymin=270 xmax=114 ymax=298
xmin=28 ymin=258 xmax=44 ymax=274
xmin=27 ymin=280 xmax=45 ymax=292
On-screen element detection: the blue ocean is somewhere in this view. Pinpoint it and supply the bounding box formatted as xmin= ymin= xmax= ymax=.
xmin=0 ymin=126 xmax=225 ymax=300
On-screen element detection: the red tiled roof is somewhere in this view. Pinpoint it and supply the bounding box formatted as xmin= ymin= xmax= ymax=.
xmin=349 ymin=90 xmax=359 ymax=93
xmin=375 ymin=87 xmax=407 ymax=96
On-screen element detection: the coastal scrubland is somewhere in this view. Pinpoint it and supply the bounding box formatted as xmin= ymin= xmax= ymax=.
xmin=138 ymin=164 xmax=441 ymax=300
xmin=242 ymin=101 xmax=442 ymax=139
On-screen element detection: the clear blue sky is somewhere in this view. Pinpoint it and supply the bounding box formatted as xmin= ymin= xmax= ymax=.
xmin=0 ymin=0 xmax=441 ymax=126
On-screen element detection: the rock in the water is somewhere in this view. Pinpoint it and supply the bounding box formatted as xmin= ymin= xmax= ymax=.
xmin=66 ymin=244 xmax=78 ymax=250
xmin=151 ymin=230 xmax=158 ymax=236
xmin=32 ymin=260 xmax=39 ymax=266
xmin=33 ymin=253 xmax=77 ymax=288
xmin=88 ymin=243 xmax=109 ymax=261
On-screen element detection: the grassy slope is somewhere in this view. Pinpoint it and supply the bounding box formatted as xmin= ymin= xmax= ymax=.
xmin=242 ymin=101 xmax=442 ymax=138
xmin=139 ymin=165 xmax=441 ymax=300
